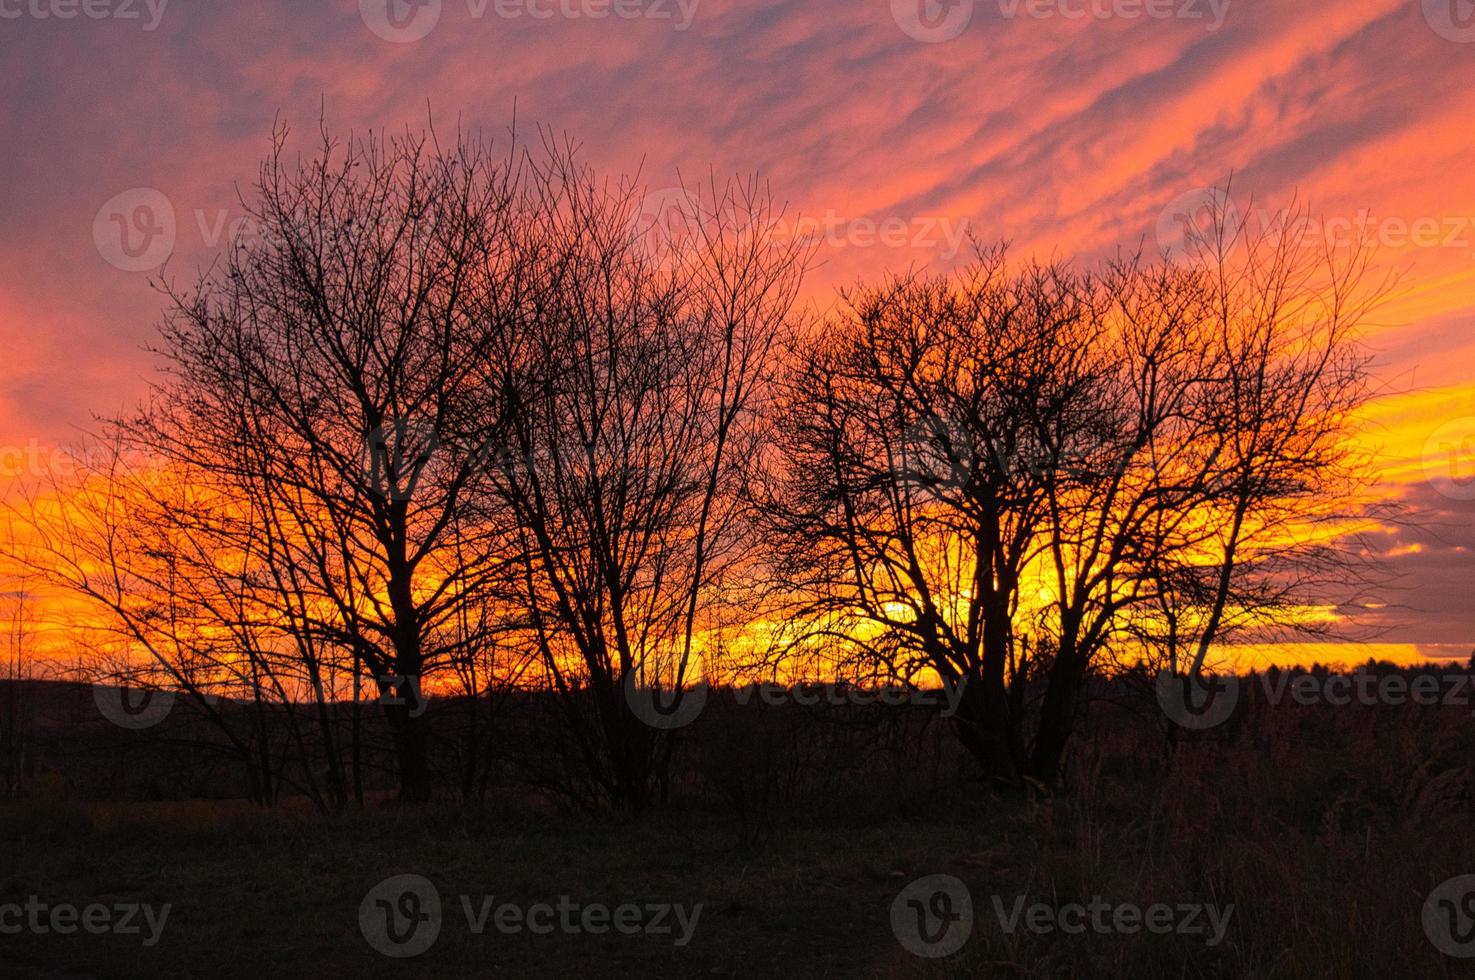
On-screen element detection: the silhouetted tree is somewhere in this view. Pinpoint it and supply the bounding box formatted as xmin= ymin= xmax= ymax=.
xmin=760 ymin=247 xmax=1101 ymax=780
xmin=769 ymin=206 xmax=1381 ymax=784
xmin=115 ymin=122 xmax=528 ymax=802
xmin=479 ymin=151 xmax=808 ymax=810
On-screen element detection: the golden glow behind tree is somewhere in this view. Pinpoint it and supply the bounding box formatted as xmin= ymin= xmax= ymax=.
xmin=476 ymin=152 xmax=808 ymax=811
xmin=112 ymin=122 xmax=528 ymax=803
xmin=0 ymin=126 xmax=1384 ymax=802
xmin=764 ymin=207 xmax=1382 ymax=783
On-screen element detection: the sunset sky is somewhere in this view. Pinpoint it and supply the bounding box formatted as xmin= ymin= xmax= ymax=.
xmin=1 ymin=0 xmax=1472 ymax=660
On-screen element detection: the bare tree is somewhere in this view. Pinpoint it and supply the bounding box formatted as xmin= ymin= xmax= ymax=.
xmin=2 ymin=439 xmax=316 ymax=806
xmin=479 ymin=150 xmax=808 ymax=810
xmin=769 ymin=214 xmax=1382 ymax=784
xmin=761 ymin=247 xmax=1105 ymax=781
xmin=1104 ymin=194 xmax=1388 ymax=756
xmin=5 ymin=122 xmax=806 ymax=811
xmin=103 ymin=121 xmax=527 ymax=802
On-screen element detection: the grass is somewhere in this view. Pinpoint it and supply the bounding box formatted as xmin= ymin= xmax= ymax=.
xmin=4 ymin=670 xmax=1475 ymax=977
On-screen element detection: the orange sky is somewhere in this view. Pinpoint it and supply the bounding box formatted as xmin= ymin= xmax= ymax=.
xmin=0 ymin=0 xmax=1471 ymax=656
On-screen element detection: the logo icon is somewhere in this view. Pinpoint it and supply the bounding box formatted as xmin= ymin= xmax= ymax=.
xmin=891 ymin=0 xmax=974 ymax=42
xmin=891 ymin=874 xmax=972 ymax=958
xmin=362 ymin=418 xmax=439 ymax=501
xmin=1423 ymin=0 xmax=1475 ymax=42
xmin=1156 ymin=186 xmax=1239 ymax=267
xmin=1155 ymin=669 xmax=1239 ymax=730
xmin=359 ymin=0 xmax=442 ymax=42
xmin=1423 ymin=417 xmax=1475 ymax=501
xmin=92 ymin=684 xmax=175 ymax=730
xmin=1424 ymin=875 xmax=1475 ymax=957
xmin=93 ymin=188 xmax=176 ymax=273
xmin=623 ymin=656 xmax=708 ymax=730
xmin=629 ymin=188 xmax=706 ymax=265
xmin=360 ymin=873 xmax=442 ymax=958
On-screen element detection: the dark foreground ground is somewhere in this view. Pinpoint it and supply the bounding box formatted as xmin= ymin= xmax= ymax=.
xmin=4 ymin=667 xmax=1475 ymax=977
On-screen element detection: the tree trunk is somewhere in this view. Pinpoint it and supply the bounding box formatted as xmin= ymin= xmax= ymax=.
xmin=1030 ymin=648 xmax=1084 ymax=784
xmin=609 ymin=696 xmax=652 ymax=813
xmin=951 ymin=673 xmax=1019 ymax=782
xmin=389 ymin=702 xmax=433 ymax=803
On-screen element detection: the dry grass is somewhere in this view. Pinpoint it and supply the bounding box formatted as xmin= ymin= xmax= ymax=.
xmin=3 ymin=670 xmax=1473 ymax=978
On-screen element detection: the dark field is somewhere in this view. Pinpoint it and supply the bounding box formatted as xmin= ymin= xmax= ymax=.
xmin=5 ymin=667 xmax=1475 ymax=978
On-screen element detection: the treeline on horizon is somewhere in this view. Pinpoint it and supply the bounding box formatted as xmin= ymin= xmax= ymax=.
xmin=0 ymin=120 xmax=1394 ymax=812
xmin=6 ymin=656 xmax=1471 ymax=815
